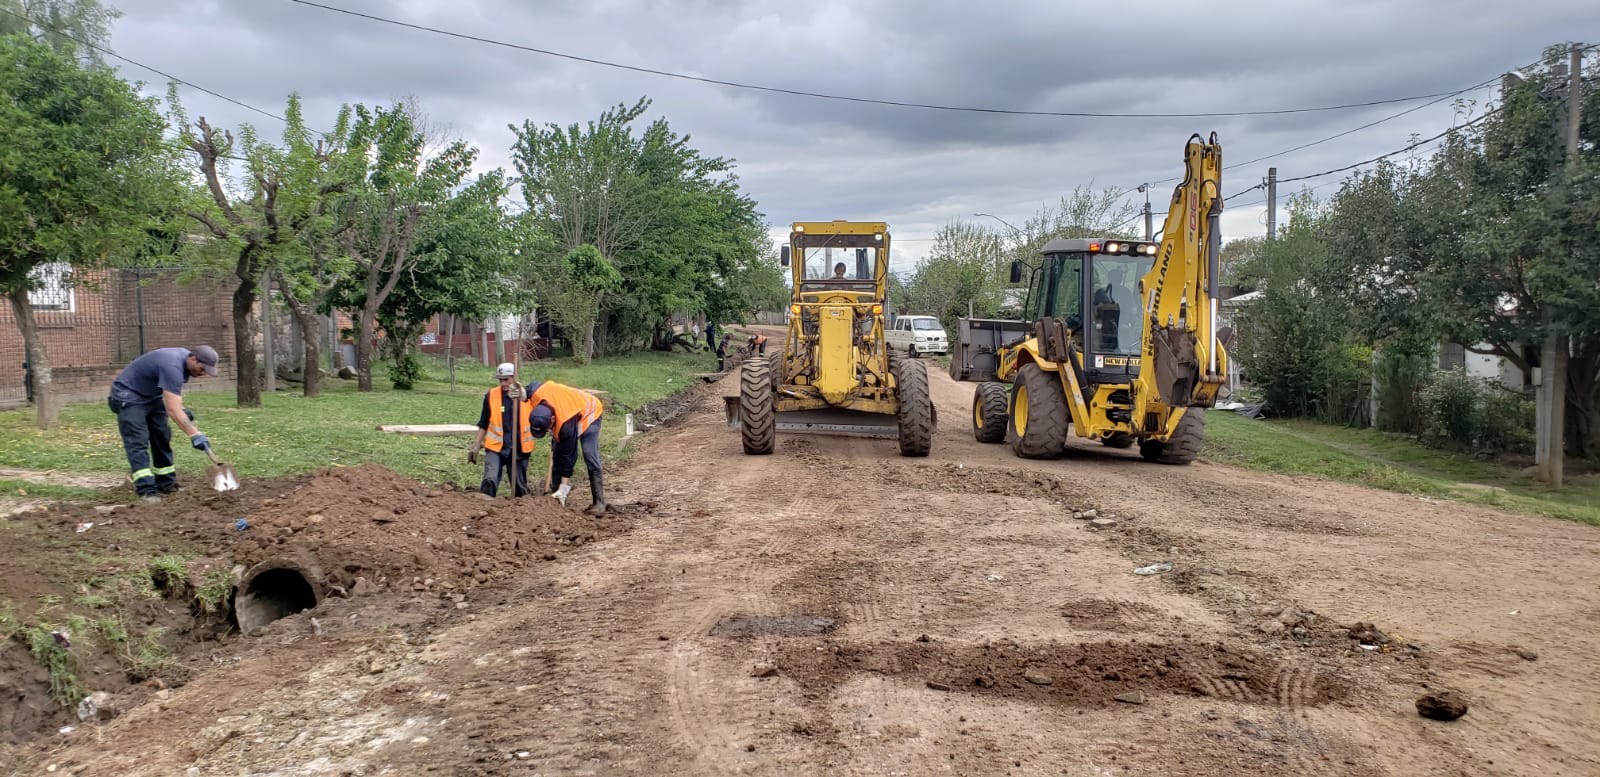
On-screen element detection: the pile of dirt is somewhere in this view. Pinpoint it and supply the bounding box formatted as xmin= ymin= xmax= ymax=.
xmin=0 ymin=463 xmax=645 ymax=745
xmin=772 ymin=636 xmax=1351 ymax=709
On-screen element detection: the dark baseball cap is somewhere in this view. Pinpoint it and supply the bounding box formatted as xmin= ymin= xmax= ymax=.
xmin=192 ymin=345 xmax=219 ymax=376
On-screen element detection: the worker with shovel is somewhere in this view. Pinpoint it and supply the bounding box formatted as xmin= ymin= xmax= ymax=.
xmin=525 ymin=379 xmax=606 ymax=516
xmin=107 ymin=345 xmax=220 ymax=502
xmin=470 ymin=363 xmax=535 ymax=497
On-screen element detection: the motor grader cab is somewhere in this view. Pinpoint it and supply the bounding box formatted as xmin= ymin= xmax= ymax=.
xmin=732 ymin=220 xmax=934 ymax=457
xmin=958 ymin=133 xmax=1231 ymax=464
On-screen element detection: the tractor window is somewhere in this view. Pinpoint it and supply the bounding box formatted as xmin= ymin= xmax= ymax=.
xmin=1089 ymin=256 xmax=1153 ymax=356
xmin=1031 ymin=254 xmax=1082 ymax=328
xmin=803 ymin=247 xmax=874 ymax=281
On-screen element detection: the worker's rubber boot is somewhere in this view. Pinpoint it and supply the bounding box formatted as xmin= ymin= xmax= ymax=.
xmin=583 ymin=471 xmax=606 ymax=516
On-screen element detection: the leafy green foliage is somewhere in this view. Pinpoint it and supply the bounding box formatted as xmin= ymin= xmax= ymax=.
xmin=0 ymin=34 xmax=180 ymax=427
xmin=510 ymin=98 xmax=773 ymax=355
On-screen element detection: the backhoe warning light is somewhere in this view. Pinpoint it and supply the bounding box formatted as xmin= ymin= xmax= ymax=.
xmin=1142 ymin=244 xmax=1158 ymax=255
xmin=870 ymin=304 xmax=883 ymax=315
xmin=790 ymin=304 xmax=801 ymax=315
xmin=1089 ymin=242 xmax=1102 ymax=252
xmin=1106 ymin=242 xmax=1122 ymax=252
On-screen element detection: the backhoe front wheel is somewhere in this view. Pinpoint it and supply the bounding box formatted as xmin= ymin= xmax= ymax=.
xmin=1009 ymin=363 xmax=1068 ymax=459
xmin=894 ymin=357 xmax=934 ymax=457
xmin=972 ymin=382 xmax=1009 ymax=443
xmin=1139 ymin=410 xmax=1204 ymax=465
xmin=740 ymin=357 xmax=776 ymax=455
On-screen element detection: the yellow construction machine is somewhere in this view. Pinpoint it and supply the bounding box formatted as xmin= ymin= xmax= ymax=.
xmin=952 ymin=134 xmax=1231 ymax=463
xmin=733 ymin=220 xmax=934 ymax=456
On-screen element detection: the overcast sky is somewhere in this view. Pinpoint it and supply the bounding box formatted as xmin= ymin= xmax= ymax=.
xmin=108 ymin=0 xmax=1592 ymax=273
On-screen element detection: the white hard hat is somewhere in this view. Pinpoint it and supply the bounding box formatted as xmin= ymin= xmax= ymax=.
xmin=495 ymin=362 xmax=516 ymax=378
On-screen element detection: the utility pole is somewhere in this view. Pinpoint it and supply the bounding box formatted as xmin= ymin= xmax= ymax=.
xmin=1537 ymin=43 xmax=1582 ymax=487
xmin=1138 ymin=184 xmax=1153 ymax=241
xmin=1265 ymin=167 xmax=1278 ymax=241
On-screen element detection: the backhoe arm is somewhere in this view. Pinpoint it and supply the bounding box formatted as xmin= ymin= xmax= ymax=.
xmin=1135 ymin=133 xmax=1228 ymax=419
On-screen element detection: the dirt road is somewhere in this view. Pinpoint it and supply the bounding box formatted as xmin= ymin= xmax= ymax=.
xmin=21 ymin=361 xmax=1600 ymax=776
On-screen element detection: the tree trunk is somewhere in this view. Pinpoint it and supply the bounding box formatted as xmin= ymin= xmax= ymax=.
xmin=355 ymin=304 xmax=376 ymax=392
xmin=7 ymin=288 xmax=57 ymax=429
xmin=233 ymin=276 xmax=261 ymax=408
xmin=281 ymin=298 xmax=323 ymax=398
xmin=1567 ymin=355 xmax=1598 ymax=460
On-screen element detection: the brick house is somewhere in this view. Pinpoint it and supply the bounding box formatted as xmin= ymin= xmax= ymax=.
xmin=0 ymin=264 xmax=237 ymax=407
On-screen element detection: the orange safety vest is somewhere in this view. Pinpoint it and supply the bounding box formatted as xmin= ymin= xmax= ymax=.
xmin=484 ymin=386 xmax=535 ymax=454
xmin=530 ymin=381 xmax=604 ymax=439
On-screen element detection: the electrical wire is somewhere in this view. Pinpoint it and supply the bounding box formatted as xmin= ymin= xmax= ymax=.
xmin=0 ymin=7 xmax=296 ymax=127
xmin=285 ymin=0 xmax=1499 ymax=120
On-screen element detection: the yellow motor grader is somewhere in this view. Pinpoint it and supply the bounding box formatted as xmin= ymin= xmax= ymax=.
xmin=732 ymin=220 xmax=934 ymax=457
xmin=952 ymin=133 xmax=1231 ymax=463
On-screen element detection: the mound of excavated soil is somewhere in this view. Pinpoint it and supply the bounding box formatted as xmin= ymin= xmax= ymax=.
xmin=1 ymin=463 xmax=645 ymax=745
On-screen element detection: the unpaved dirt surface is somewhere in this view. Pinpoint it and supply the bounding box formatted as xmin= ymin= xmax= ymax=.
xmin=9 ymin=349 xmax=1600 ymax=775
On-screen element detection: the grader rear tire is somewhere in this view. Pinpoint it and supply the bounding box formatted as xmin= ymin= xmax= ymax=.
xmin=1138 ymin=410 xmax=1204 ymax=465
xmin=740 ymin=358 xmax=776 ymax=455
xmin=893 ymin=357 xmax=934 ymax=457
xmin=972 ymin=382 xmax=1009 ymax=444
xmin=1009 ymin=363 xmax=1068 ymax=459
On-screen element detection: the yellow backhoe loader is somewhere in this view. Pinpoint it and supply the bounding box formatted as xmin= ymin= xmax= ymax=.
xmin=731 ymin=220 xmax=935 ymax=457
xmin=952 ymin=133 xmax=1231 ymax=463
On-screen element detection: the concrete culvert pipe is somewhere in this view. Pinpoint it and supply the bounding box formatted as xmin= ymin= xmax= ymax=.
xmin=235 ymin=564 xmax=319 ymax=632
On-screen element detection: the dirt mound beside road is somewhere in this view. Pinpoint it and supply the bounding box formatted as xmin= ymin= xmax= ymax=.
xmin=1 ymin=463 xmax=642 ymax=747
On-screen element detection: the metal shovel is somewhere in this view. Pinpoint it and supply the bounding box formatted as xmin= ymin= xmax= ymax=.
xmin=203 ymin=444 xmax=240 ymax=492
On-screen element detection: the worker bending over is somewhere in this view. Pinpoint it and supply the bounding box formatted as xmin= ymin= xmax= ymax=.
xmin=107 ymin=345 xmax=219 ymax=502
xmin=526 ymin=379 xmax=606 ymax=516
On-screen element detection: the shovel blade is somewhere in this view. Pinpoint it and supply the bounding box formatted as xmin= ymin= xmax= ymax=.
xmin=208 ymin=462 xmax=240 ymax=492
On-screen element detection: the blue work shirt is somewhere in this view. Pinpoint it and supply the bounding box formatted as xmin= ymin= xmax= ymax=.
xmin=110 ymin=347 xmax=192 ymax=403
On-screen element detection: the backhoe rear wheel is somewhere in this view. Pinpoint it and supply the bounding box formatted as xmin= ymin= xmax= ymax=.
xmin=1009 ymin=363 xmax=1068 ymax=459
xmin=1138 ymin=410 xmax=1204 ymax=465
xmin=972 ymin=382 xmax=1009 ymax=443
xmin=739 ymin=357 xmax=776 ymax=455
xmin=893 ymin=356 xmax=934 ymax=457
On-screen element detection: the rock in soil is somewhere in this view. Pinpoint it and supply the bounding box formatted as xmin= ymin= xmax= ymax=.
xmin=1516 ymin=648 xmax=1539 ymax=661
xmin=1416 ymin=691 xmax=1469 ymax=721
xmin=1348 ymin=622 xmax=1392 ymax=646
xmin=752 ymin=663 xmax=779 ymax=678
xmin=1024 ymin=671 xmax=1054 ymax=686
xmin=926 ymin=680 xmax=952 ymax=691
xmin=1113 ymin=691 xmax=1147 ymax=705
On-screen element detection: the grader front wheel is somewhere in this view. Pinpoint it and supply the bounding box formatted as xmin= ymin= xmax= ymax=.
xmin=739 ymin=358 xmax=776 ymax=455
xmin=893 ymin=356 xmax=934 ymax=457
xmin=972 ymin=382 xmax=1009 ymax=444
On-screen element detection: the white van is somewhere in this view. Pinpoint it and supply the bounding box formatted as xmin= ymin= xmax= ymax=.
xmin=886 ymin=315 xmax=949 ymax=357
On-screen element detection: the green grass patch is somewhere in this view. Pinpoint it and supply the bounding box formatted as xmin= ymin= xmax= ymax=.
xmin=0 ymin=350 xmax=714 ymax=489
xmin=1204 ymin=410 xmax=1600 ymax=526
xmin=0 ymin=479 xmax=113 ymax=501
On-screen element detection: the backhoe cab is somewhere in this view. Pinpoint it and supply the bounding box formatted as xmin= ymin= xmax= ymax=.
xmin=957 ymin=134 xmax=1231 ymax=464
xmin=732 ymin=220 xmax=935 ymax=457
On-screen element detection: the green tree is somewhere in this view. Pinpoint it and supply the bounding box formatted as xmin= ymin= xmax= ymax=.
xmin=174 ymin=92 xmax=342 ymax=407
xmin=374 ymin=170 xmax=522 ymax=388
xmin=0 ymin=35 xmax=177 ymax=427
xmin=0 ymin=0 xmax=118 ymax=65
xmin=511 ymin=97 xmax=769 ymax=356
xmin=540 ymin=244 xmax=623 ymax=364
xmin=327 ymin=103 xmax=476 ymax=391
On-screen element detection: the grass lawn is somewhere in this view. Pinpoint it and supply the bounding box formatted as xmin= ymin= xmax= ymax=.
xmin=0 ymin=350 xmax=716 ymax=496
xmin=1204 ymin=410 xmax=1600 ymax=526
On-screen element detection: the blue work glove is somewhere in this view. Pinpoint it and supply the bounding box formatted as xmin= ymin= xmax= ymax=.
xmin=190 ymin=433 xmax=210 ymax=451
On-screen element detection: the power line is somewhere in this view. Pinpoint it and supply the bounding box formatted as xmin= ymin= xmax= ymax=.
xmin=1276 ymin=110 xmax=1493 ymax=184
xmin=286 ymin=0 xmax=1488 ymax=120
xmin=0 ymin=7 xmax=294 ymax=127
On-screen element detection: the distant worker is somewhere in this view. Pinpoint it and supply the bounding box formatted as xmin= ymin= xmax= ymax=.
xmin=705 ymin=319 xmax=717 ymax=352
xmin=470 ymin=363 xmax=534 ymax=497
xmin=526 ymin=379 xmax=607 ymax=516
xmin=832 ymin=262 xmax=848 ymax=279
xmin=748 ymin=333 xmax=768 ymax=355
xmin=715 ymin=334 xmax=732 ymax=371
xmin=107 ymin=345 xmax=220 ymax=502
